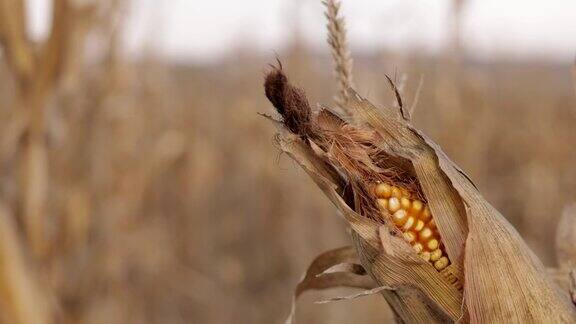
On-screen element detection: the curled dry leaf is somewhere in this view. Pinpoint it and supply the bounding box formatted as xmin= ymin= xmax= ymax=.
xmin=285 ymin=246 xmax=376 ymax=324
xmin=264 ymin=66 xmax=576 ymax=323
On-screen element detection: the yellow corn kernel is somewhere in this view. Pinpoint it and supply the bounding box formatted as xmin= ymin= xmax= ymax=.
xmin=388 ymin=197 xmax=400 ymax=213
xmin=427 ymin=239 xmax=439 ymax=251
xmin=375 ymin=183 xmax=392 ymax=198
xmin=391 ymin=186 xmax=402 ymax=198
xmin=413 ymin=219 xmax=425 ymax=232
xmin=430 ymin=249 xmax=442 ymax=261
xmin=421 ymin=206 xmax=432 ymax=222
xmin=393 ymin=209 xmax=408 ymax=226
xmin=402 ymin=216 xmax=415 ymax=230
xmin=377 ymin=198 xmax=389 ymax=211
xmin=434 ymin=256 xmax=449 ymax=270
xmin=400 ymin=197 xmax=411 ymax=210
xmin=420 ymin=251 xmax=431 ymax=262
xmin=419 ymin=227 xmax=433 ymax=242
xmin=403 ymin=231 xmax=416 ymax=243
xmin=412 ymin=242 xmax=424 ymax=253
xmin=411 ymin=200 xmax=423 ymax=214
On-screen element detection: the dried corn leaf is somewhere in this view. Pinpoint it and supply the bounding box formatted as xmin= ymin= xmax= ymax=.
xmin=286 ymin=246 xmax=376 ymax=324
xmin=315 ymin=285 xmax=393 ymax=304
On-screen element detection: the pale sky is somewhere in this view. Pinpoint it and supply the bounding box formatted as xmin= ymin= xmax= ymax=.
xmin=27 ymin=0 xmax=576 ymax=64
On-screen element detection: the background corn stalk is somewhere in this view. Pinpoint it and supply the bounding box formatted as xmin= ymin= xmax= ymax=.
xmin=0 ymin=0 xmax=189 ymax=322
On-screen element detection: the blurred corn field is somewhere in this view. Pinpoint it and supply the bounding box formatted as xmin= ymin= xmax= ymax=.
xmin=0 ymin=0 xmax=575 ymax=323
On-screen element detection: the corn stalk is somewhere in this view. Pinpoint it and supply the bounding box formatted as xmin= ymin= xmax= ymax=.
xmin=0 ymin=0 xmax=97 ymax=322
xmin=0 ymin=0 xmax=96 ymax=257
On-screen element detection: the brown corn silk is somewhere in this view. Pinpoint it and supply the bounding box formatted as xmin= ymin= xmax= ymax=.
xmin=265 ymin=68 xmax=576 ymax=323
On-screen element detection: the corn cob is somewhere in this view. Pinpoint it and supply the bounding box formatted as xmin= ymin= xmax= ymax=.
xmin=374 ymin=182 xmax=450 ymax=271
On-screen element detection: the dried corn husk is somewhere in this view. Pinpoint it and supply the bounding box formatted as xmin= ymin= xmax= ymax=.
xmin=265 ymin=68 xmax=576 ymax=323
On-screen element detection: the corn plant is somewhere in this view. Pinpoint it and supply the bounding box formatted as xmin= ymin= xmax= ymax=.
xmin=263 ymin=1 xmax=576 ymax=322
